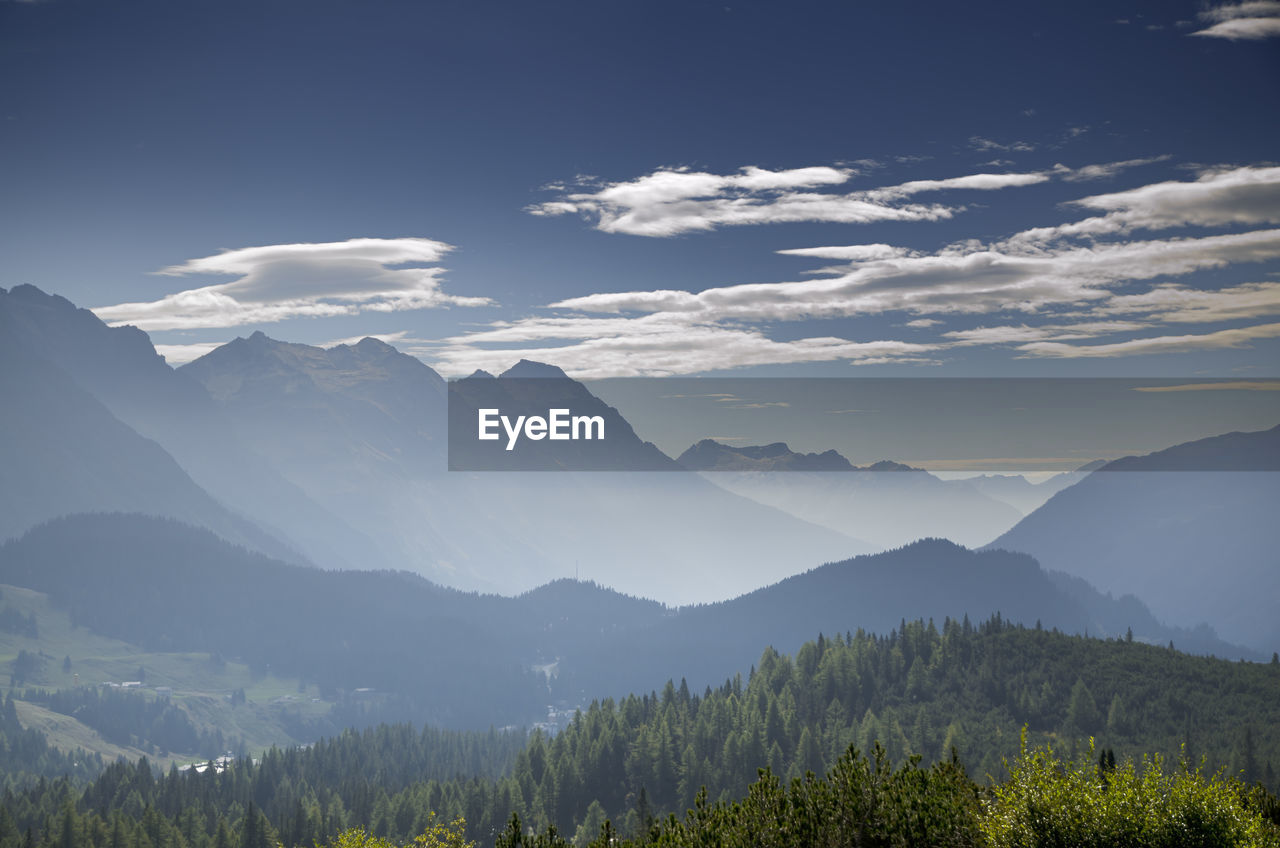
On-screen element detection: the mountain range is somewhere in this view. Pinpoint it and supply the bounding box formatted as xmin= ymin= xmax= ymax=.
xmin=2 ymin=284 xmax=1275 ymax=654
xmin=1 ymin=285 xmax=864 ymax=603
xmin=674 ymin=439 xmax=1063 ymax=549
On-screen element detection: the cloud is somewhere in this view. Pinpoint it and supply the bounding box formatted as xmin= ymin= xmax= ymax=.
xmin=1070 ymin=166 xmax=1280 ymax=231
xmin=862 ymin=172 xmax=1050 ymax=201
xmin=1191 ymin=1 xmax=1280 ymax=38
xmin=1053 ymin=156 xmax=1171 ymax=182
xmin=93 ymin=238 xmax=492 ymax=331
xmin=320 ymin=330 xmax=416 ymax=348
xmin=1018 ymin=322 xmax=1280 ymax=358
xmin=1006 ymin=166 xmax=1280 ymax=244
xmin=1097 ymin=281 xmax=1280 ymax=323
xmin=425 ymin=313 xmax=940 ymax=378
xmin=968 ymin=136 xmax=1036 ymax=153
xmin=943 ymin=321 xmax=1149 ymax=346
xmin=1133 ymin=380 xmax=1280 ymax=392
xmin=777 ymin=244 xmax=918 ymax=262
xmin=529 ymin=160 xmax=1198 ymax=240
xmin=431 ymin=166 xmax=1280 ymax=378
xmin=527 ymin=165 xmax=1051 ymax=237
xmin=550 ymin=229 xmax=1280 ymax=320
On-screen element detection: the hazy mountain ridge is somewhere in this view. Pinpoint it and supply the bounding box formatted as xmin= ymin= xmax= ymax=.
xmin=674 ymin=441 xmax=1102 ymax=549
xmin=0 ymin=513 xmax=1251 ymax=734
xmin=4 ymin=285 xmax=1272 ymax=636
xmin=988 ymin=424 xmax=1280 ymax=654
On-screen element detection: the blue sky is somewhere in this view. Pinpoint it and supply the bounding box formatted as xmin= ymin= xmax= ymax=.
xmin=2 ymin=0 xmax=1279 ymax=378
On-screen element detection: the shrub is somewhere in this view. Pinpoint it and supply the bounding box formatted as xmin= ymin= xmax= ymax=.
xmin=981 ymin=729 xmax=1280 ymax=848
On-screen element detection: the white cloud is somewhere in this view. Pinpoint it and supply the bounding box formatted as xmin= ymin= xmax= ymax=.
xmin=943 ymin=321 xmax=1149 ymax=346
xmin=776 ymin=244 xmax=917 ymax=261
xmin=1133 ymin=380 xmax=1280 ymax=392
xmin=863 ymin=172 xmax=1049 ymax=201
xmin=527 ymin=164 xmax=1051 ymax=237
xmin=1193 ymin=18 xmax=1280 ymax=36
xmin=1192 ymin=1 xmax=1280 ymax=38
xmin=93 ymin=238 xmax=492 ymax=331
xmin=1018 ymin=322 xmax=1280 ymax=358
xmin=429 ymin=166 xmax=1280 ymax=377
xmin=425 ymin=313 xmax=939 ymax=378
xmin=968 ymin=136 xmax=1036 ymax=153
xmin=1097 ymin=281 xmax=1280 ymax=323
xmin=1006 ymin=166 xmax=1280 ymax=245
xmin=1053 ymin=156 xmax=1171 ymax=182
xmin=154 ymin=342 xmax=226 ymax=365
xmin=550 ymin=229 xmax=1280 ymax=320
xmin=1070 ymin=166 xmax=1280 ymax=231
xmin=320 ymin=330 xmax=416 ymax=348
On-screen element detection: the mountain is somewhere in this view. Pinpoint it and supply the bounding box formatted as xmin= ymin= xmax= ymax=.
xmin=0 ymin=285 xmax=380 ymax=569
xmin=987 ymin=425 xmax=1280 ymax=654
xmin=962 ymin=461 xmax=1104 ymax=515
xmin=679 ymin=441 xmax=1026 ymax=549
xmin=182 ymin=338 xmax=868 ymax=602
xmin=679 ymin=440 xmax=867 ymax=471
xmin=0 ymin=513 xmax=1249 ymax=734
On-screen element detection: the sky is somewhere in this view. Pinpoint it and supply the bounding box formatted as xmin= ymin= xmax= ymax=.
xmin=2 ymin=0 xmax=1279 ymax=380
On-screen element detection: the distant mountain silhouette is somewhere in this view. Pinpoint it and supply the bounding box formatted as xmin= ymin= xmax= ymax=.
xmin=679 ymin=440 xmax=869 ymax=471
xmin=675 ymin=442 xmax=1097 ymax=546
xmin=685 ymin=465 xmax=1026 ymax=550
xmin=962 ymin=461 xmax=1104 ymax=514
xmin=987 ymin=425 xmax=1280 ymax=654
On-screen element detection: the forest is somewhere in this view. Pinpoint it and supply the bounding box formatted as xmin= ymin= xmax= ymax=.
xmin=2 ymin=618 xmax=1277 ymax=846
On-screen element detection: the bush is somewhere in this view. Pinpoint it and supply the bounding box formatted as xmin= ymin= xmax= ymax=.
xmin=321 ymin=820 xmax=473 ymax=848
xmin=981 ymin=729 xmax=1280 ymax=848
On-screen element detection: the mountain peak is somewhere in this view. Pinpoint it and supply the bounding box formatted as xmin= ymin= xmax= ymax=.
xmin=353 ymin=336 xmax=395 ymax=353
xmin=465 ymin=369 xmax=496 ymax=379
xmin=499 ymin=359 xmax=570 ymax=379
xmin=678 ymin=440 xmax=857 ymax=471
